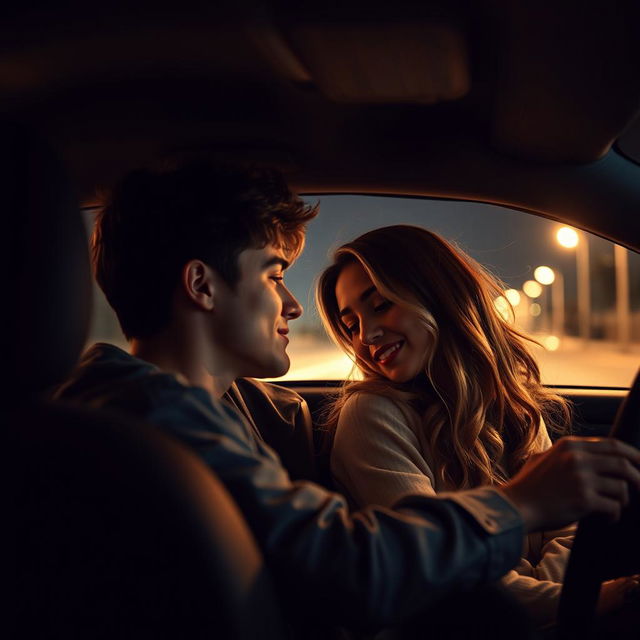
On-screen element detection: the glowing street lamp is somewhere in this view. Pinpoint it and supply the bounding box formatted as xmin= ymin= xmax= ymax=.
xmin=521 ymin=280 xmax=544 ymax=333
xmin=504 ymin=289 xmax=521 ymax=307
xmin=494 ymin=295 xmax=511 ymax=321
xmin=556 ymin=226 xmax=590 ymax=342
xmin=500 ymin=289 xmax=531 ymax=330
xmin=522 ymin=280 xmax=543 ymax=298
xmin=542 ymin=335 xmax=561 ymax=351
xmin=534 ymin=265 xmax=564 ymax=339
xmin=556 ymin=226 xmax=579 ymax=249
xmin=534 ymin=266 xmax=555 ymax=286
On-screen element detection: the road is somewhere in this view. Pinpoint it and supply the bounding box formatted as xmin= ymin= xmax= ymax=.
xmin=277 ymin=335 xmax=640 ymax=388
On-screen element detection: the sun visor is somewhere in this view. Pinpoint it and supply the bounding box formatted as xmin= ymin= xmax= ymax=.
xmin=490 ymin=3 xmax=640 ymax=163
xmin=258 ymin=21 xmax=469 ymax=104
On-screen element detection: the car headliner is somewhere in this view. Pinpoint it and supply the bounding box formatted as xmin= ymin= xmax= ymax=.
xmin=1 ymin=1 xmax=639 ymax=250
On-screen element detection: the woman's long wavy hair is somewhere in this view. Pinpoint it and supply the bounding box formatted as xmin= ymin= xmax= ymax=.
xmin=317 ymin=225 xmax=571 ymax=490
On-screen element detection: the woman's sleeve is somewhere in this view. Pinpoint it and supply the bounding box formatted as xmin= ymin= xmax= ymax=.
xmin=500 ymin=569 xmax=562 ymax=628
xmin=501 ymin=418 xmax=576 ymax=627
xmin=528 ymin=419 xmax=576 ymax=582
xmin=331 ymin=393 xmax=438 ymax=508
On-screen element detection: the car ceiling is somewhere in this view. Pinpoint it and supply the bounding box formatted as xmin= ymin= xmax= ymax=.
xmin=1 ymin=1 xmax=639 ymax=250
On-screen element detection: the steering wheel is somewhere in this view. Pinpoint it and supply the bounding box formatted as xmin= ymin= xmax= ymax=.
xmin=556 ymin=366 xmax=640 ymax=639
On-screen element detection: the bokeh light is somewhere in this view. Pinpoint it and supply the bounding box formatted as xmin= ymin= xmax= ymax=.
xmin=523 ymin=280 xmax=543 ymax=298
xmin=534 ymin=266 xmax=555 ymax=285
xmin=504 ymin=289 xmax=521 ymax=306
xmin=556 ymin=226 xmax=579 ymax=248
xmin=494 ymin=295 xmax=511 ymax=321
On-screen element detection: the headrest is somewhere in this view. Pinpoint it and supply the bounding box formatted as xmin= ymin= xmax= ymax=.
xmin=2 ymin=125 xmax=91 ymax=396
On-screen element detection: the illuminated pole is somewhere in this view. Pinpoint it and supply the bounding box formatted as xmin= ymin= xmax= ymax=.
xmin=542 ymin=286 xmax=551 ymax=334
xmin=535 ymin=266 xmax=564 ymax=339
xmin=576 ymin=233 xmax=591 ymax=342
xmin=552 ymin=272 xmax=565 ymax=339
xmin=522 ymin=279 xmax=543 ymax=332
xmin=614 ymin=244 xmax=630 ymax=351
xmin=534 ymin=266 xmax=553 ymax=335
xmin=556 ymin=227 xmax=590 ymax=343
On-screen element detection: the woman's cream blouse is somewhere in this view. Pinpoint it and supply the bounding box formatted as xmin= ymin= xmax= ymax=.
xmin=331 ymin=392 xmax=575 ymax=628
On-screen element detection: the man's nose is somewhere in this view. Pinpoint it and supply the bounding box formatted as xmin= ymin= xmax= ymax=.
xmin=282 ymin=286 xmax=303 ymax=320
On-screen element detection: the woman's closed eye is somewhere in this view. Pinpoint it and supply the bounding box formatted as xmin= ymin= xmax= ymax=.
xmin=344 ymin=321 xmax=359 ymax=336
xmin=340 ymin=315 xmax=359 ymax=336
xmin=373 ymin=300 xmax=392 ymax=313
xmin=342 ymin=301 xmax=391 ymax=336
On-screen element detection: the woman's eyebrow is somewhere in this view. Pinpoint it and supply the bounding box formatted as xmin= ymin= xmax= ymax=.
xmin=339 ymin=285 xmax=376 ymax=316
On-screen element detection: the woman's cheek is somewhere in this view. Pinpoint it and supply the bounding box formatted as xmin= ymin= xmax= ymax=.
xmin=355 ymin=343 xmax=371 ymax=365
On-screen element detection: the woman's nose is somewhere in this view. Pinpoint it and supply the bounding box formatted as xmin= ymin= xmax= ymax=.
xmin=360 ymin=319 xmax=383 ymax=345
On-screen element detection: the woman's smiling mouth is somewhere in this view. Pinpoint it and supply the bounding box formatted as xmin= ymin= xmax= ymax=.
xmin=374 ymin=341 xmax=404 ymax=365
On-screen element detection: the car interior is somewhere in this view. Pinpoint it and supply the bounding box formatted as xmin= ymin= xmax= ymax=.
xmin=5 ymin=1 xmax=640 ymax=638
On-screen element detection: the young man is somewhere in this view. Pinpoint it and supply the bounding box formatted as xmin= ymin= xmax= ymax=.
xmin=57 ymin=162 xmax=640 ymax=632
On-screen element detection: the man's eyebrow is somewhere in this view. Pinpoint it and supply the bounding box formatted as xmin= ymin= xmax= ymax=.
xmin=262 ymin=256 xmax=290 ymax=271
xmin=339 ymin=285 xmax=376 ymax=317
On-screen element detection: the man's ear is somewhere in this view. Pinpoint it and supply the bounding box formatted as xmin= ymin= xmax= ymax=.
xmin=181 ymin=260 xmax=217 ymax=311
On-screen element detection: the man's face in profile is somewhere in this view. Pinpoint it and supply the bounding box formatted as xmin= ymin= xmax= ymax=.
xmin=212 ymin=244 xmax=302 ymax=379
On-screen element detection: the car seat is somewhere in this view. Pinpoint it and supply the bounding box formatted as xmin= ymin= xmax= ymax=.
xmin=4 ymin=125 xmax=285 ymax=639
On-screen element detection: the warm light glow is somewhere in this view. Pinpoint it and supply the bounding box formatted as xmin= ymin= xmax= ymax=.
xmin=556 ymin=226 xmax=579 ymax=249
xmin=529 ymin=303 xmax=542 ymax=317
xmin=494 ymin=295 xmax=511 ymax=321
xmin=504 ymin=289 xmax=521 ymax=306
xmin=523 ymin=280 xmax=543 ymax=298
xmin=543 ymin=335 xmax=561 ymax=351
xmin=534 ymin=266 xmax=555 ymax=285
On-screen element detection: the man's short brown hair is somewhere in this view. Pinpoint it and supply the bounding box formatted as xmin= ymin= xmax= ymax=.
xmin=92 ymin=162 xmax=317 ymax=339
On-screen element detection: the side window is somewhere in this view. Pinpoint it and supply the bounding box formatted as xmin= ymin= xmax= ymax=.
xmin=283 ymin=196 xmax=640 ymax=387
xmin=84 ymin=197 xmax=640 ymax=388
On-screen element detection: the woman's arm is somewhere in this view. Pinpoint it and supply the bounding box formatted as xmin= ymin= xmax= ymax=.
xmin=499 ymin=420 xmax=574 ymax=625
xmin=525 ymin=421 xmax=576 ymax=583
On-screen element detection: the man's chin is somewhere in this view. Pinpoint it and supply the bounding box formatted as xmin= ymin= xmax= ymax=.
xmin=245 ymin=354 xmax=290 ymax=380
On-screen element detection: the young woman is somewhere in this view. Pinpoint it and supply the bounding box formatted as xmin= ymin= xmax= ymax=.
xmin=317 ymin=224 xmax=636 ymax=628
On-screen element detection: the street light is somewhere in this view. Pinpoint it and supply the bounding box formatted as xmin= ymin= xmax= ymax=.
xmin=556 ymin=226 xmax=578 ymax=249
xmin=614 ymin=244 xmax=631 ymax=351
xmin=504 ymin=289 xmax=521 ymax=307
xmin=534 ymin=265 xmax=564 ymax=339
xmin=502 ymin=289 xmax=531 ymax=331
xmin=556 ymin=226 xmax=590 ymax=343
xmin=521 ymin=280 xmax=544 ymax=333
xmin=494 ymin=295 xmax=511 ymax=322
xmin=534 ymin=266 xmax=555 ymax=285
xmin=523 ymin=280 xmax=543 ymax=298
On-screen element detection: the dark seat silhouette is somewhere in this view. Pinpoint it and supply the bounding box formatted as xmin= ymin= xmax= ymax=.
xmin=4 ymin=126 xmax=285 ymax=639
